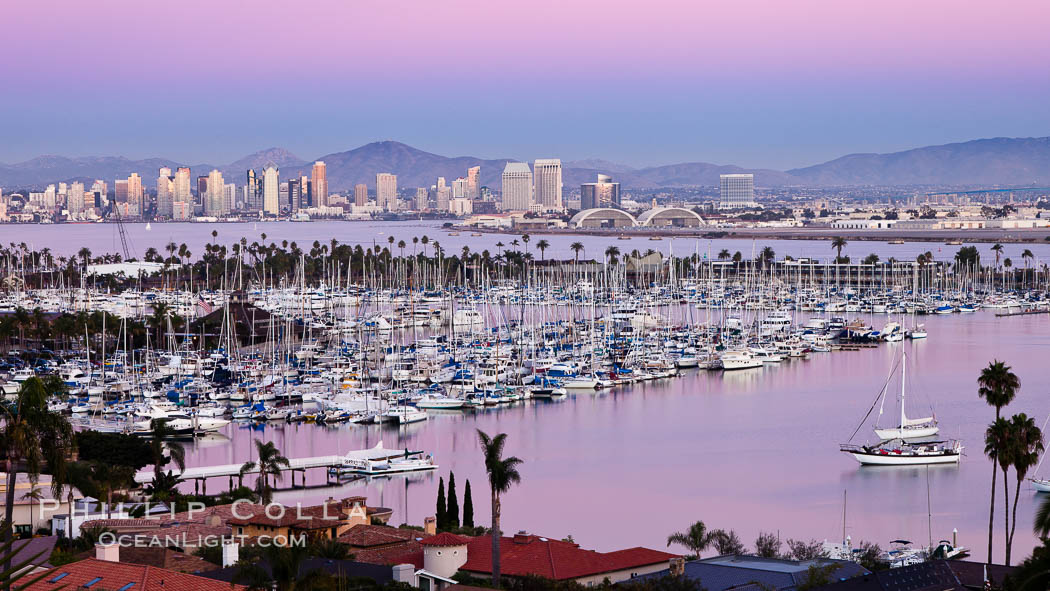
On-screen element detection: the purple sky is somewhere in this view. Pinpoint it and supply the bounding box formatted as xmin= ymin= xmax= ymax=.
xmin=3 ymin=0 xmax=1048 ymax=169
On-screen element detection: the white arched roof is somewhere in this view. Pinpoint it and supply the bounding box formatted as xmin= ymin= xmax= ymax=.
xmin=569 ymin=208 xmax=638 ymax=227
xmin=635 ymin=207 xmax=705 ymax=226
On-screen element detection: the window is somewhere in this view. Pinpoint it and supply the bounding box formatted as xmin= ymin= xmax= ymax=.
xmin=83 ymin=577 xmax=103 ymax=587
xmin=49 ymin=573 xmax=70 ymax=583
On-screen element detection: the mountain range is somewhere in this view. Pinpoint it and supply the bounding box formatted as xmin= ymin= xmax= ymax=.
xmin=2 ymin=137 xmax=1049 ymax=191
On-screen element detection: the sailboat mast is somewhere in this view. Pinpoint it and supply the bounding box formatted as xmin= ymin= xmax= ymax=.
xmin=900 ymin=353 xmax=907 ymax=437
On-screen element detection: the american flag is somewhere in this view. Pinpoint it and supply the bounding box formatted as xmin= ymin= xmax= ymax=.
xmin=196 ymin=295 xmax=214 ymax=316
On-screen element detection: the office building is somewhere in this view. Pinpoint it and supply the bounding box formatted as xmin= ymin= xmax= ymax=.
xmin=246 ymin=169 xmax=259 ymax=210
xmin=581 ymin=174 xmax=621 ymax=209
xmin=127 ymin=173 xmax=143 ymax=208
xmin=376 ymin=173 xmax=397 ymax=211
xmin=467 ymin=166 xmax=481 ymax=199
xmin=415 ymin=187 xmax=428 ymax=210
xmin=262 ymin=165 xmax=280 ymax=214
xmin=288 ymin=178 xmax=302 ymax=210
xmin=311 ymin=161 xmax=328 ymax=208
xmin=533 ymin=159 xmax=563 ymax=211
xmin=719 ymin=173 xmax=755 ymax=209
xmin=157 ymin=167 xmax=174 ymax=217
xmin=206 ymin=169 xmax=225 ymax=215
xmin=501 ymin=162 xmax=532 ymax=211
xmin=354 ymin=183 xmax=368 ymax=206
xmin=174 ymin=167 xmax=192 ymax=208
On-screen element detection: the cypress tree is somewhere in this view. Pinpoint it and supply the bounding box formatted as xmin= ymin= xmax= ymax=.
xmin=447 ymin=472 xmax=460 ymax=529
xmin=462 ymin=478 xmax=474 ymax=528
xmin=436 ymin=476 xmax=447 ymax=530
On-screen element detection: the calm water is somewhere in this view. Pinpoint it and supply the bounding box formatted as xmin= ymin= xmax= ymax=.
xmin=172 ymin=310 xmax=1050 ymax=564
xmin=5 ymin=220 xmax=1050 ymax=264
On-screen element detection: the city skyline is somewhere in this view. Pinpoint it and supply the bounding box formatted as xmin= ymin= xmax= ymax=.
xmin=4 ymin=0 xmax=1048 ymax=169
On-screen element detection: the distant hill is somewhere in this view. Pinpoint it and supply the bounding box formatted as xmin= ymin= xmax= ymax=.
xmin=788 ymin=137 xmax=1050 ymax=185
xmin=4 ymin=136 xmax=1050 ymax=191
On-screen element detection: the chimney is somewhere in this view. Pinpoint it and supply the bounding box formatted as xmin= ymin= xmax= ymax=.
xmin=221 ymin=538 xmax=239 ymax=568
xmin=669 ymin=557 xmax=685 ymax=577
xmin=513 ymin=531 xmax=533 ymax=544
xmin=393 ymin=564 xmax=415 ymax=585
xmin=95 ymin=542 xmax=119 ymax=562
xmin=424 ymin=516 xmax=436 ymax=536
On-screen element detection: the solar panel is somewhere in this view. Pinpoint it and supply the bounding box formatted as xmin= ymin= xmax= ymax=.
xmin=118 ymin=583 xmax=137 ymax=591
xmin=83 ymin=576 xmax=103 ymax=587
xmin=48 ymin=572 xmax=69 ymax=583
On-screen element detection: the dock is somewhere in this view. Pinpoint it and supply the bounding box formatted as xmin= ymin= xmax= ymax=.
xmin=994 ymin=309 xmax=1048 ymax=317
xmin=134 ymin=441 xmax=426 ymax=494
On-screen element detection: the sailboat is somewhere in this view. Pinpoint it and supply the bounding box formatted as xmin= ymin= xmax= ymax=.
xmin=145 ymin=222 xmax=152 ymax=231
xmin=1027 ymin=415 xmax=1050 ymax=491
xmin=873 ymin=353 xmax=939 ymax=441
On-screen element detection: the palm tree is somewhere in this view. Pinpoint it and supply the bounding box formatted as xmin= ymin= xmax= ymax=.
xmin=1007 ymin=414 xmax=1043 ymax=564
xmin=718 ymin=249 xmax=731 ymax=261
xmin=570 ymin=242 xmax=584 ymax=264
xmin=831 ymin=237 xmax=847 ymax=262
xmin=604 ymin=246 xmax=621 ymax=266
xmin=991 ymin=243 xmax=1004 ymax=268
xmin=535 ymin=239 xmax=550 ymax=261
xmin=667 ymin=521 xmax=712 ymax=558
xmin=978 ymin=360 xmax=1020 ymax=563
xmin=987 ymin=418 xmax=1014 ymax=564
xmin=476 ymin=430 xmax=523 ymax=588
xmin=240 ymin=440 xmax=290 ymax=505
xmin=148 ymin=419 xmax=185 ymax=496
xmin=0 ymin=377 xmax=75 ymax=560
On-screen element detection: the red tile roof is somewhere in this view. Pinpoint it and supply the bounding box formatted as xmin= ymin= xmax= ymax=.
xmin=21 ymin=558 xmax=245 ymax=591
xmin=459 ymin=534 xmax=678 ymax=581
xmin=420 ymin=533 xmax=472 ymax=547
xmin=339 ymin=524 xmax=419 ymax=548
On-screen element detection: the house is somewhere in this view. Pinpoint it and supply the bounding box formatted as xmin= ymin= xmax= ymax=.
xmin=635 ymin=554 xmax=870 ymax=591
xmin=20 ymin=544 xmax=246 ymax=591
xmin=391 ymin=530 xmax=678 ymax=589
xmin=0 ymin=473 xmax=83 ymax=537
xmin=227 ymin=496 xmax=392 ymax=541
xmin=338 ymin=523 xmax=425 ymax=564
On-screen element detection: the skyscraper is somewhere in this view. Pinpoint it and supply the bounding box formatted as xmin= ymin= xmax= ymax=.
xmin=719 ymin=173 xmax=755 ymax=209
xmin=288 ymin=178 xmax=302 ymax=211
xmin=376 ymin=173 xmax=397 ymax=211
xmin=354 ymin=183 xmax=368 ymax=206
xmin=262 ymin=165 xmax=280 ymax=214
xmin=174 ymin=167 xmax=192 ymax=208
xmin=311 ymin=161 xmax=328 ymax=208
xmin=580 ymin=174 xmax=621 ymax=209
xmin=114 ymin=179 xmax=129 ymax=203
xmin=127 ymin=173 xmax=143 ymax=209
xmin=246 ymin=169 xmax=259 ymax=210
xmin=533 ymin=159 xmax=563 ymax=211
xmin=466 ymin=166 xmax=481 ymax=199
xmin=68 ymin=181 xmax=85 ymax=214
xmin=157 ymin=167 xmax=174 ymax=217
xmin=224 ymin=183 xmax=237 ymax=211
xmin=452 ymin=178 xmax=468 ymax=199
xmin=415 ymin=187 xmax=428 ymax=210
xmin=501 ymin=162 xmax=532 ymax=211
xmin=206 ymin=169 xmax=225 ymax=215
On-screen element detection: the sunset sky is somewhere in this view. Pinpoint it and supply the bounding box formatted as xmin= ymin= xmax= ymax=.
xmin=3 ymin=0 xmax=1048 ymax=168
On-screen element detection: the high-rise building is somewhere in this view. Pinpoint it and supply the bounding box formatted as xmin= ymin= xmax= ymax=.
xmin=501 ymin=162 xmax=532 ymax=211
xmin=206 ymin=169 xmax=225 ymax=215
xmin=157 ymin=167 xmax=174 ymax=217
xmin=197 ymin=176 xmax=209 ymax=202
xmin=127 ymin=173 xmax=143 ymax=208
xmin=311 ymin=161 xmax=328 ymax=208
xmin=580 ymin=174 xmax=621 ymax=209
xmin=114 ymin=179 xmax=129 ymax=203
xmin=288 ymin=178 xmax=302 ymax=211
xmin=174 ymin=167 xmax=192 ymax=207
xmin=246 ymin=169 xmax=259 ymax=210
xmin=719 ymin=173 xmax=755 ymax=209
xmin=414 ymin=187 xmax=428 ymax=210
xmin=224 ymin=183 xmax=237 ymax=211
xmin=262 ymin=165 xmax=280 ymax=214
xmin=452 ymin=178 xmax=468 ymax=199
xmin=466 ymin=166 xmax=481 ymax=199
xmin=376 ymin=173 xmax=398 ymax=211
xmin=354 ymin=183 xmax=368 ymax=206
xmin=68 ymin=181 xmax=85 ymax=214
xmin=533 ymin=159 xmax=563 ymax=211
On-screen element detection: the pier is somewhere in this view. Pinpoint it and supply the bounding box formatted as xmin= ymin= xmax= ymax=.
xmin=133 ymin=442 xmax=425 ymax=494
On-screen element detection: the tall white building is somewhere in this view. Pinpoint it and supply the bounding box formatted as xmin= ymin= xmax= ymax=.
xmin=466 ymin=166 xmax=481 ymax=199
xmin=376 ymin=173 xmax=398 ymax=211
xmin=501 ymin=162 xmax=533 ymax=211
xmin=157 ymin=167 xmax=174 ymax=217
xmin=224 ymin=183 xmax=237 ymax=211
xmin=719 ymin=174 xmax=755 ymax=209
xmin=532 ymin=158 xmax=563 ymax=211
xmin=206 ymin=169 xmax=225 ymax=215
xmin=68 ymin=182 xmax=85 ymax=214
xmin=414 ymin=187 xmax=428 ymax=210
xmin=174 ymin=167 xmax=192 ymax=207
xmin=262 ymin=165 xmax=280 ymax=214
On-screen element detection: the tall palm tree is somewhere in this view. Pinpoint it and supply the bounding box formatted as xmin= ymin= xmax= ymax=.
xmin=987 ymin=418 xmax=1013 ymax=564
xmin=604 ymin=246 xmax=620 ymax=266
xmin=667 ymin=521 xmax=713 ymax=558
xmin=991 ymin=243 xmax=1004 ymax=268
xmin=240 ymin=440 xmax=290 ymax=505
xmin=0 ymin=377 xmax=75 ymax=561
xmin=570 ymin=242 xmax=584 ymax=264
xmin=535 ymin=239 xmax=550 ymax=262
xmin=1007 ymin=414 xmax=1043 ymax=564
xmin=476 ymin=430 xmax=523 ymax=588
xmin=978 ymin=360 xmax=1020 ymax=563
xmin=831 ymin=237 xmax=847 ymax=262
xmin=148 ymin=419 xmax=185 ymax=495
xmin=718 ymin=249 xmax=731 ymax=260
